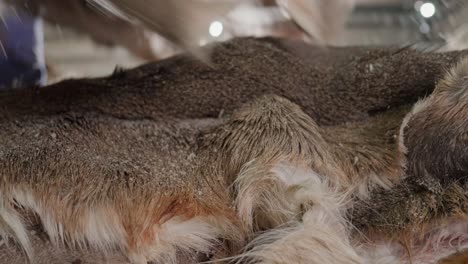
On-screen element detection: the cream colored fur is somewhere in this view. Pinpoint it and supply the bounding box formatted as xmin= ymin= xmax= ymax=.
xmin=0 ymin=195 xmax=33 ymax=260
xmin=10 ymin=188 xmax=126 ymax=251
xmin=236 ymin=160 xmax=468 ymax=264
xmin=398 ymin=98 xmax=431 ymax=162
xmin=236 ymin=163 xmax=361 ymax=264
xmin=349 ymin=171 xmax=395 ymax=199
xmin=357 ymin=220 xmax=468 ymax=264
xmin=130 ymin=216 xmax=234 ymax=264
xmin=0 ymin=187 xmax=236 ymax=263
xmin=234 ymin=159 xmax=300 ymax=232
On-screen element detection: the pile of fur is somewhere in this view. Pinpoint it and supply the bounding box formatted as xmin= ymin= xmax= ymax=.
xmin=0 ymin=38 xmax=466 ymax=263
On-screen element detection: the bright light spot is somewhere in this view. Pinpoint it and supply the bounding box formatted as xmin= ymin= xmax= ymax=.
xmin=420 ymin=2 xmax=436 ymax=18
xmin=209 ymin=21 xmax=223 ymax=37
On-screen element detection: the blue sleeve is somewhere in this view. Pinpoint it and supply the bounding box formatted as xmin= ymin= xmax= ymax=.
xmin=0 ymin=10 xmax=47 ymax=89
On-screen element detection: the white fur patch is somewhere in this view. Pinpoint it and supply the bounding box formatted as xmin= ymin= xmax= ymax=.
xmin=0 ymin=193 xmax=33 ymax=259
xmin=271 ymin=162 xmax=348 ymax=213
xmin=11 ymin=188 xmax=63 ymax=245
xmin=5 ymin=188 xmax=231 ymax=263
xmin=82 ymin=207 xmax=126 ymax=251
xmin=271 ymin=162 xmax=320 ymax=187
xmin=235 ymin=161 xmax=359 ymax=263
xmin=132 ymin=216 xmax=230 ymax=264
xmin=237 ymin=210 xmax=362 ymax=264
xmin=234 ymin=159 xmax=296 ymax=231
xmin=11 ymin=188 xmax=127 ymax=252
xmin=399 ymin=98 xmax=431 ymax=157
xmin=350 ymin=172 xmax=394 ymax=199
xmin=234 ymin=159 xmax=345 ymax=232
xmin=237 ymin=162 xmax=468 ymax=264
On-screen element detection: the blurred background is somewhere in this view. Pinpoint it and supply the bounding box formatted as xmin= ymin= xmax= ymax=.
xmin=0 ymin=0 xmax=467 ymax=87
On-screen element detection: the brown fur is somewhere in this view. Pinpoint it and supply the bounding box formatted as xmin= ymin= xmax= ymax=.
xmin=323 ymin=106 xmax=409 ymax=197
xmin=0 ymin=115 xmax=242 ymax=262
xmin=352 ymin=58 xmax=468 ymax=235
xmin=1 ymin=38 xmax=464 ymax=124
xmin=0 ymin=38 xmax=467 ymax=263
xmin=350 ymin=58 xmax=468 ymax=262
xmin=439 ymin=249 xmax=468 ymax=264
xmin=199 ymin=95 xmax=346 ymax=232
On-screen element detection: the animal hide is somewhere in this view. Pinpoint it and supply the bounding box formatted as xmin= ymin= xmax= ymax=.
xmin=0 ymin=37 xmax=466 ymax=263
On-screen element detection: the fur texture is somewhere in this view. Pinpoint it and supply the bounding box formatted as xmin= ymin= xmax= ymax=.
xmin=236 ymin=165 xmax=361 ymax=264
xmin=351 ymin=57 xmax=468 ymax=263
xmin=0 ymin=39 xmax=467 ymax=263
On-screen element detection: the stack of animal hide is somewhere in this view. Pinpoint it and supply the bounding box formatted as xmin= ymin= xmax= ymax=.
xmin=0 ymin=37 xmax=466 ymax=263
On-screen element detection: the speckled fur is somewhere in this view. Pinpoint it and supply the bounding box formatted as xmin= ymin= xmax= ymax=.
xmin=0 ymin=116 xmax=243 ymax=263
xmin=0 ymin=38 xmax=467 ymax=263
xmin=350 ymin=57 xmax=468 ymax=263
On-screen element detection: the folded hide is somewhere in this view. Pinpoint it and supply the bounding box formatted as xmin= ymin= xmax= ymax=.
xmin=0 ymin=38 xmax=466 ymax=264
